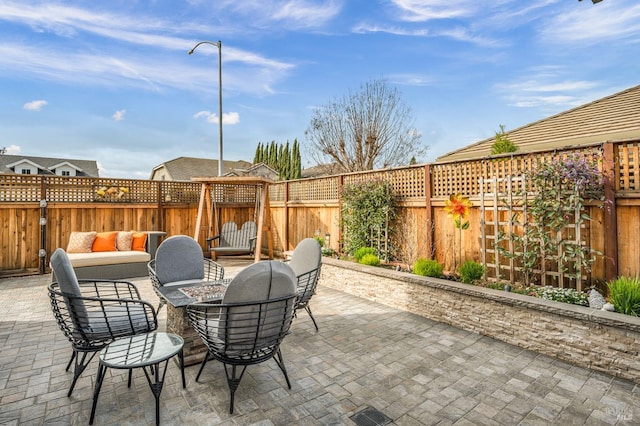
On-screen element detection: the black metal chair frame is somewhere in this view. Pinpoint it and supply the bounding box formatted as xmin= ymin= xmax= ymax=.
xmin=187 ymin=294 xmax=297 ymax=413
xmin=49 ymin=280 xmax=158 ymax=397
xmin=293 ymin=266 xmax=322 ymax=331
xmin=148 ymin=257 xmax=224 ymax=311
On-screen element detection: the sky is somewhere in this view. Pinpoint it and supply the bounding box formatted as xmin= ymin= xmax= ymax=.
xmin=1 ymin=0 xmax=639 ymax=179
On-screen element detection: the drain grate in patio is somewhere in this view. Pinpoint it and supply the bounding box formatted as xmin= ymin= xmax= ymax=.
xmin=349 ymin=406 xmax=393 ymax=426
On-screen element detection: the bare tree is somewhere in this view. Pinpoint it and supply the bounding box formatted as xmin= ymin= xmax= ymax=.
xmin=304 ymin=78 xmax=427 ymax=172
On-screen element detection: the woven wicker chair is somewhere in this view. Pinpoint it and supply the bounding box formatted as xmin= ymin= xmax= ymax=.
xmin=187 ymin=261 xmax=297 ymax=413
xmin=288 ymin=238 xmax=322 ymax=330
xmin=48 ymin=248 xmax=158 ymax=397
xmin=148 ymin=235 xmax=224 ymax=311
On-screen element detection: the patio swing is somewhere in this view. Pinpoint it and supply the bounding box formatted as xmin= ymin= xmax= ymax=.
xmin=192 ymin=176 xmax=274 ymax=262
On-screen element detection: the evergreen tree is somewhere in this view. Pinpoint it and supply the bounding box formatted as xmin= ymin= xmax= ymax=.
xmin=291 ymin=139 xmax=301 ymax=179
xmin=252 ymin=139 xmax=302 ymax=179
xmin=269 ymin=141 xmax=277 ymax=169
xmin=491 ymin=125 xmax=518 ymax=155
xmin=280 ymin=141 xmax=291 ymax=180
xmin=253 ymin=142 xmax=262 ymax=164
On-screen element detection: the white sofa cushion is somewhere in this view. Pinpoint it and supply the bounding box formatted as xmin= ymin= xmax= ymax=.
xmin=67 ymin=251 xmax=150 ymax=267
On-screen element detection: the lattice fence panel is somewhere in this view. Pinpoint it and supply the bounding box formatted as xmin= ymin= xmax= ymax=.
xmin=0 ymin=175 xmax=42 ymax=202
xmin=432 ymin=159 xmax=484 ymax=198
xmin=617 ymin=142 xmax=640 ymax=191
xmin=210 ymin=184 xmax=259 ymax=204
xmin=433 ymin=146 xmax=603 ymax=198
xmin=343 ymin=166 xmax=425 ymax=199
xmin=288 ymin=176 xmax=339 ymax=202
xmin=269 ymin=183 xmax=284 ymax=202
xmin=47 ymin=177 xmax=161 ymax=203
xmin=161 ymin=181 xmax=201 ymax=203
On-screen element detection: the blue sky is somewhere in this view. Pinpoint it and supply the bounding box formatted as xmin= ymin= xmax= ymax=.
xmin=1 ymin=0 xmax=638 ymax=179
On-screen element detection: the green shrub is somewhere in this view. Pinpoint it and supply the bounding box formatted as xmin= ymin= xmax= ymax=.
xmin=486 ymin=281 xmax=507 ymax=291
xmin=525 ymin=285 xmax=588 ymax=306
xmin=607 ymin=276 xmax=640 ymax=316
xmin=313 ymin=235 xmax=325 ymax=248
xmin=412 ymin=258 xmax=443 ymax=278
xmin=359 ymin=253 xmax=380 ymax=266
xmin=354 ymin=247 xmax=375 ymax=262
xmin=321 ymin=247 xmax=336 ymax=257
xmin=459 ymin=260 xmax=484 ymax=284
xmin=491 ymin=124 xmax=518 ymax=155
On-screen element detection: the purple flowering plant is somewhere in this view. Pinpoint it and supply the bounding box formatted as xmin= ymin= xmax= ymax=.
xmin=497 ymin=152 xmax=605 ymax=286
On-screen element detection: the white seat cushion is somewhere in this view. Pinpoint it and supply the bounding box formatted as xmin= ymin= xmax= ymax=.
xmin=66 ymin=251 xmax=150 ymax=267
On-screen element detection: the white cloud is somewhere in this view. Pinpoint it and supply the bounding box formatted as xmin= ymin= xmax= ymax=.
xmin=216 ymin=0 xmax=341 ymax=29
xmin=0 ymin=2 xmax=295 ymax=96
xmin=112 ymin=109 xmax=126 ymax=121
xmin=495 ymin=69 xmax=606 ymax=109
xmin=388 ymin=73 xmax=434 ymax=86
xmin=352 ymin=23 xmax=429 ymax=36
xmin=23 ymin=99 xmax=47 ymax=111
xmin=223 ymin=112 xmax=240 ymax=124
xmin=193 ymin=110 xmax=240 ymax=125
xmin=391 ymin=0 xmax=477 ymax=22
xmin=3 ymin=144 xmax=21 ymax=154
xmin=271 ymin=0 xmax=342 ymax=28
xmin=541 ymin=2 xmax=640 ymax=44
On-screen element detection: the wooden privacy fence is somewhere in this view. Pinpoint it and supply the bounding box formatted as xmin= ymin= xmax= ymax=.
xmin=1 ymin=140 xmax=640 ymax=284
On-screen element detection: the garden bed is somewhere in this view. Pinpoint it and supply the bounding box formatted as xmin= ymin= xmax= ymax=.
xmin=320 ymin=257 xmax=640 ymax=384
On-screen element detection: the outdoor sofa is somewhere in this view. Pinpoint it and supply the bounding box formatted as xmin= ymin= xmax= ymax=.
xmin=51 ymin=231 xmax=163 ymax=281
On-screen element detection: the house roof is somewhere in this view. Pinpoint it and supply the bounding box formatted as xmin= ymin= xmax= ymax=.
xmin=0 ymin=155 xmax=99 ymax=176
xmin=150 ymin=157 xmax=253 ymax=181
xmin=436 ymin=84 xmax=640 ymax=162
xmin=300 ymin=163 xmax=340 ymax=178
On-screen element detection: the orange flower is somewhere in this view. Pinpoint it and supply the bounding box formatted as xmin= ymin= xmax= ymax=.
xmin=445 ymin=193 xmax=472 ymax=222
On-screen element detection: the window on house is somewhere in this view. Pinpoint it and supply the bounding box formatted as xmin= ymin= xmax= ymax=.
xmin=62 ymin=171 xmax=70 ymax=176
xmin=21 ymin=169 xmax=31 ymax=175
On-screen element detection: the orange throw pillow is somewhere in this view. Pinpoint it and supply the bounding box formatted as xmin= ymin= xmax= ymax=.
xmin=131 ymin=232 xmax=147 ymax=252
xmin=92 ymin=231 xmax=118 ymax=252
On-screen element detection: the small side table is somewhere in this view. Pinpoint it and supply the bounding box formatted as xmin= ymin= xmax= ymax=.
xmin=90 ymin=332 xmax=185 ymax=425
xmin=144 ymin=231 xmax=167 ymax=259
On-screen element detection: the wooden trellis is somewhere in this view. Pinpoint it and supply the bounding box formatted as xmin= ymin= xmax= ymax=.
xmin=480 ymin=176 xmax=590 ymax=290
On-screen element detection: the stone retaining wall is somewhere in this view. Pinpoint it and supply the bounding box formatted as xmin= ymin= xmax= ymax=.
xmin=320 ymin=258 xmax=640 ymax=384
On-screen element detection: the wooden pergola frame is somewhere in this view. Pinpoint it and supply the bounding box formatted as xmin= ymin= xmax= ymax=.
xmin=192 ymin=176 xmax=274 ymax=262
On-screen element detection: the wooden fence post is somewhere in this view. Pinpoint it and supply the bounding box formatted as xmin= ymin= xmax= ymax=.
xmin=603 ymin=142 xmax=618 ymax=281
xmin=39 ymin=177 xmax=47 ymax=274
xmin=424 ymin=164 xmax=434 ymax=258
xmin=284 ymin=181 xmax=289 ymax=251
xmin=156 ymin=181 xmax=164 ymax=232
xmin=337 ymin=175 xmax=344 ymax=254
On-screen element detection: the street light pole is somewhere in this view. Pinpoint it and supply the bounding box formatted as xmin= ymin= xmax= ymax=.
xmin=189 ymin=40 xmax=223 ymax=176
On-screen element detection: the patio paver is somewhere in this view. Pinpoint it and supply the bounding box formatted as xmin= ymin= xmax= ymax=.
xmin=1 ymin=265 xmax=639 ymax=425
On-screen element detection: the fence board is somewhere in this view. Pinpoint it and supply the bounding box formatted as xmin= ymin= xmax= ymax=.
xmin=617 ymin=205 xmax=640 ymax=277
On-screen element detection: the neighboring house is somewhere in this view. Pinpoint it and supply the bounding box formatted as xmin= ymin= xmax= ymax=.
xmin=0 ymin=155 xmax=99 ymax=177
xmin=300 ymin=163 xmax=340 ymax=179
xmin=437 ymin=84 xmax=640 ymax=162
xmin=240 ymin=163 xmax=278 ymax=179
xmin=150 ymin=157 xmax=274 ymax=181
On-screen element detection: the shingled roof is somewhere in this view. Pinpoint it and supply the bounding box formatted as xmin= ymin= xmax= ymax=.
xmin=150 ymin=157 xmax=253 ymax=181
xmin=0 ymin=154 xmax=99 ymax=177
xmin=436 ymin=84 xmax=640 ymax=162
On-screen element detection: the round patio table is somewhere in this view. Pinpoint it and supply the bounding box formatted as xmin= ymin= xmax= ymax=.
xmin=90 ymin=332 xmax=185 ymax=425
